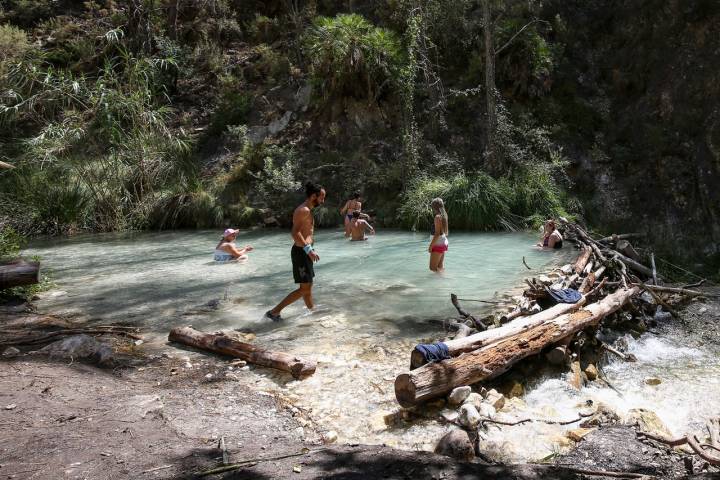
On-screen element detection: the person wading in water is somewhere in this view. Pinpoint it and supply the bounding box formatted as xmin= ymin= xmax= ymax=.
xmin=265 ymin=182 xmax=326 ymax=321
xmin=428 ymin=197 xmax=449 ymax=272
xmin=349 ymin=211 xmax=375 ymax=241
xmin=340 ymin=192 xmax=362 ymax=237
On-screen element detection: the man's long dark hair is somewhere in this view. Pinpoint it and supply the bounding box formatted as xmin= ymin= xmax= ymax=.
xmin=305 ymin=181 xmax=323 ymax=198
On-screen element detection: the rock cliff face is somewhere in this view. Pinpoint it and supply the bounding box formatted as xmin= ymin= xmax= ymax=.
xmin=544 ymin=0 xmax=720 ymax=271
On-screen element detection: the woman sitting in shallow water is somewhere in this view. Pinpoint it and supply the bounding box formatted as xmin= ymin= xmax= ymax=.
xmin=537 ymin=220 xmax=563 ymax=249
xmin=214 ymin=228 xmax=253 ymax=262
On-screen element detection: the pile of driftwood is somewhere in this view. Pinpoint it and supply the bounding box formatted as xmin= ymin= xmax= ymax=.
xmin=395 ymin=220 xmax=713 ymax=408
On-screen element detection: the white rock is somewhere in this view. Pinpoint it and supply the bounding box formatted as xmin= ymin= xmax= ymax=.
xmin=447 ymin=386 xmax=472 ymax=406
xmin=322 ymin=430 xmax=338 ymax=444
xmin=463 ymin=392 xmax=484 ymax=410
xmin=440 ymin=408 xmax=459 ymax=423
xmin=478 ymin=402 xmax=497 ymax=418
xmin=485 ymin=389 xmax=506 ymax=410
xmin=458 ymin=404 xmax=481 ymax=429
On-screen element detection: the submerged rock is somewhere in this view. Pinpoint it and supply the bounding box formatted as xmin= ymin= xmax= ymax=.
xmin=625 ymin=408 xmax=672 ymax=437
xmin=580 ymin=403 xmax=620 ymax=428
xmin=645 ymin=377 xmax=662 ymax=386
xmin=434 ymin=429 xmax=474 ymax=461
xmin=497 ymin=378 xmax=525 ymax=398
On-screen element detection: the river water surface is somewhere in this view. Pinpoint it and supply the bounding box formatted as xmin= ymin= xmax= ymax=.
xmin=27 ymin=229 xmax=720 ymax=461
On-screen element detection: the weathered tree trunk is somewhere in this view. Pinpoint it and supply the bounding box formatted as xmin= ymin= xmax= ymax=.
xmin=481 ymin=0 xmax=497 ymax=173
xmin=410 ymin=294 xmax=590 ymax=369
xmin=612 ymin=251 xmax=654 ymax=278
xmin=598 ymin=233 xmax=644 ymax=244
xmin=396 ymin=287 xmax=639 ymax=407
xmin=168 ymin=326 xmax=316 ymax=379
xmin=579 ymin=265 xmax=605 ymax=294
xmin=0 ymin=260 xmax=40 ymax=290
xmin=574 ymin=245 xmax=592 ymax=274
xmin=616 ymin=240 xmax=640 ymax=262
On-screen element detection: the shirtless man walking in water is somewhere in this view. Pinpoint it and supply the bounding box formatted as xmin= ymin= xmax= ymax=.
xmin=265 ymin=182 xmax=326 ymax=321
xmin=349 ymin=211 xmax=375 ymax=241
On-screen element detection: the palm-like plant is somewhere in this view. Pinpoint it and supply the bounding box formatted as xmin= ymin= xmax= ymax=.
xmin=303 ymin=14 xmax=405 ymax=101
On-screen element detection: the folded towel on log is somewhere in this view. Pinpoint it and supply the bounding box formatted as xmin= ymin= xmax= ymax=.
xmin=547 ymin=287 xmax=582 ymax=304
xmin=414 ymin=342 xmax=450 ymax=363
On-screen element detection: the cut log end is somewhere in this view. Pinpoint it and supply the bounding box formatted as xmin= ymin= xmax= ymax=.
xmin=395 ymin=373 xmax=418 ymax=408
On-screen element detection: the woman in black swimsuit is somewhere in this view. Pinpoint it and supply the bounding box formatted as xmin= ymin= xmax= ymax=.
xmin=340 ymin=192 xmax=362 ymax=237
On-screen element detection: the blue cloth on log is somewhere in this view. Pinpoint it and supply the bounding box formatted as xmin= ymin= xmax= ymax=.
xmin=547 ymin=287 xmax=582 ymax=304
xmin=414 ymin=342 xmax=450 ymax=363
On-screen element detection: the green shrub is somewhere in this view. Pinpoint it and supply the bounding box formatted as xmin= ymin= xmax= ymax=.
xmin=399 ymin=169 xmax=572 ymax=232
xmin=253 ymin=44 xmax=290 ymax=82
xmin=209 ymin=88 xmax=252 ymax=136
xmin=0 ymin=23 xmax=30 ymax=63
xmin=302 ymin=14 xmax=405 ymax=101
xmin=246 ymin=14 xmax=280 ymax=43
xmin=0 ymin=225 xmax=24 ymax=260
xmin=399 ymin=173 xmax=514 ymax=231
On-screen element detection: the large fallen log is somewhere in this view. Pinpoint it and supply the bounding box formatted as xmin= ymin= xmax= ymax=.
xmin=396 ymin=287 xmax=639 ymax=407
xmin=168 ymin=326 xmax=316 ymax=379
xmin=410 ymin=289 xmax=599 ymax=369
xmin=0 ymin=259 xmax=40 ymax=290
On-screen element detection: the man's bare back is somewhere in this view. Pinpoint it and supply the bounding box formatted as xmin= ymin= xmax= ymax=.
xmin=350 ymin=214 xmax=375 ymax=241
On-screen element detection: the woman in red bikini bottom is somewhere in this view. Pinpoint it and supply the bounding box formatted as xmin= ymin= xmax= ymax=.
xmin=428 ymin=197 xmax=449 ymax=272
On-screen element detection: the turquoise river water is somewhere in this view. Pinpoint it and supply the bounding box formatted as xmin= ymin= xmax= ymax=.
xmin=27 ymin=229 xmax=720 ymax=461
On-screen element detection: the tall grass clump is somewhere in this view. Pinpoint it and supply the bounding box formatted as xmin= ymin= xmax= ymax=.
xmin=302 ymin=14 xmax=405 ymax=101
xmin=400 ymin=169 xmax=572 ymax=232
xmin=399 ymin=173 xmax=514 ymax=231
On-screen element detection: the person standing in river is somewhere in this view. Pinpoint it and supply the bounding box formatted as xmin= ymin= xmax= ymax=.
xmin=349 ymin=211 xmax=375 ymax=241
xmin=428 ymin=197 xmax=449 ymax=272
xmin=265 ymin=182 xmax=326 ymax=321
xmin=340 ymin=192 xmax=362 ymax=237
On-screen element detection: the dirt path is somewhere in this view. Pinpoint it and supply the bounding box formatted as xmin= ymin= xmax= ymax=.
xmin=0 ymin=356 xmax=307 ymax=479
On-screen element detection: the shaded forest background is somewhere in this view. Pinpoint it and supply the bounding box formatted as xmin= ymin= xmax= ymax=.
xmin=0 ymin=0 xmax=718 ymax=276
